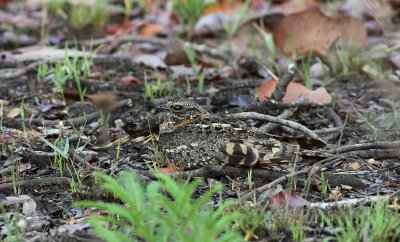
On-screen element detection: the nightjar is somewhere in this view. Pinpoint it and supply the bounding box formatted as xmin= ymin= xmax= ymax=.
xmin=158 ymin=99 xmax=327 ymax=169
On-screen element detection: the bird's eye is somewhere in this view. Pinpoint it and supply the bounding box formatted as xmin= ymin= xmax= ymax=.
xmin=171 ymin=104 xmax=184 ymax=112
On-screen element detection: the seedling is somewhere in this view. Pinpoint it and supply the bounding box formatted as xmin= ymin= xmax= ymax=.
xmin=319 ymin=201 xmax=400 ymax=241
xmin=37 ymin=63 xmax=49 ymax=82
xmin=184 ymin=46 xmax=206 ymax=95
xmin=223 ymin=0 xmax=250 ymax=38
xmin=50 ymin=0 xmax=109 ymax=30
xmin=144 ymin=73 xmax=174 ymax=100
xmin=320 ymin=172 xmax=329 ymax=196
xmin=76 ymin=172 xmax=242 ymax=242
xmin=247 ymin=169 xmax=254 ymax=190
xmin=172 ymin=0 xmax=215 ymax=39
xmin=300 ymin=51 xmax=314 ymax=89
xmin=235 ymin=204 xmax=267 ymax=241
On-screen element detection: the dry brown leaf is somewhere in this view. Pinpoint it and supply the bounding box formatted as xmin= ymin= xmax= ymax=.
xmin=335 ymin=15 xmax=367 ymax=47
xmin=256 ymin=79 xmax=332 ymax=104
xmin=139 ymin=23 xmax=165 ymax=37
xmin=203 ymin=0 xmax=242 ymax=16
xmin=329 ymin=186 xmax=342 ymax=201
xmin=349 ymin=161 xmax=361 ymax=170
xmin=6 ymin=107 xmax=21 ymax=118
xmin=268 ymin=190 xmax=310 ymax=209
xmin=274 ymin=0 xmax=319 ymax=15
xmin=273 ymin=9 xmax=340 ymax=56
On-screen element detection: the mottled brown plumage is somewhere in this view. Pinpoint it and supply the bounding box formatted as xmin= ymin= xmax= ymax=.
xmin=158 ymin=99 xmax=328 ymax=169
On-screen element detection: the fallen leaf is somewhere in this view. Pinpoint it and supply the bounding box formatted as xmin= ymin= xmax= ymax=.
xmin=389 ymin=198 xmax=400 ymax=209
xmin=22 ymin=195 xmax=37 ymax=216
xmin=106 ymin=21 xmax=138 ymax=35
xmin=255 ymin=79 xmax=332 ymax=104
xmin=335 ymin=15 xmax=367 ymax=47
xmin=7 ymin=107 xmax=21 ymax=118
xmin=268 ymin=190 xmax=310 ymax=209
xmin=390 ymin=54 xmax=400 ymax=69
xmin=273 ymin=9 xmax=340 ymax=56
xmin=134 ymin=54 xmax=167 ymax=69
xmin=273 ymin=0 xmax=319 ymax=15
xmin=349 ymin=161 xmax=361 ymax=170
xmin=11 ymin=46 xmax=92 ymax=63
xmin=0 ymin=99 xmax=10 ymax=105
xmin=203 ymin=0 xmax=242 ymax=16
xmin=367 ymin=158 xmax=381 ymax=165
xmin=195 ymin=13 xmax=228 ymax=35
xmin=329 ymin=186 xmax=342 ymax=200
xmin=120 ymin=76 xmax=142 ymax=86
xmin=139 ymin=23 xmax=165 ymax=37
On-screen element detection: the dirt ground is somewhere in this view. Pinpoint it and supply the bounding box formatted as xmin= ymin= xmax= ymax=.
xmin=1 ymin=0 xmax=400 ymax=241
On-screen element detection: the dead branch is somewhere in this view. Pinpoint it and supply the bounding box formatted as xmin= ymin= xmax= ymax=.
xmin=5 ymin=99 xmax=132 ymax=128
xmin=271 ymin=65 xmax=295 ymax=101
xmin=0 ymin=177 xmax=70 ymax=192
xmin=309 ymin=190 xmax=400 ymax=209
xmin=229 ymin=112 xmax=326 ymax=145
xmin=328 ymin=141 xmax=400 ymax=154
xmin=259 ymin=108 xmax=297 ymax=134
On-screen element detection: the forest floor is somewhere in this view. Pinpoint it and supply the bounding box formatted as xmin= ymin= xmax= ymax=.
xmin=1 ymin=0 xmax=400 ymax=241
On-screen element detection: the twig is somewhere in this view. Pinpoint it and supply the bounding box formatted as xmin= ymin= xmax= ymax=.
xmin=328 ymin=141 xmax=400 ymax=154
xmin=271 ymin=65 xmax=295 ymax=101
xmin=5 ymin=99 xmax=132 ymax=128
xmin=325 ymin=107 xmax=343 ymax=141
xmin=259 ymin=108 xmax=297 ymax=134
xmin=0 ymin=177 xmax=70 ymax=192
xmin=183 ymin=42 xmax=235 ymax=65
xmin=229 ymin=112 xmax=326 ymax=145
xmin=309 ymin=190 xmax=400 ymax=209
xmin=0 ymin=60 xmax=47 ymax=80
xmin=80 ymin=36 xmax=169 ymax=47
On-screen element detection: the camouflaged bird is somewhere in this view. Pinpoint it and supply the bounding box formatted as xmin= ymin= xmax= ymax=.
xmin=158 ymin=99 xmax=330 ymax=169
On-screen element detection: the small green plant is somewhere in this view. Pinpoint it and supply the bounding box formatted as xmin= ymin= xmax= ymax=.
xmin=76 ymin=172 xmax=242 ymax=242
xmin=40 ymin=45 xmax=96 ymax=101
xmin=300 ymin=51 xmax=313 ymax=89
xmin=52 ymin=62 xmax=68 ymax=100
xmin=0 ymin=206 xmax=26 ymax=241
xmin=40 ymin=135 xmax=69 ymax=174
xmin=223 ymin=0 xmax=250 ymax=38
xmin=144 ymin=73 xmax=174 ymax=100
xmin=247 ymin=169 xmax=254 ymax=190
xmin=320 ymin=172 xmax=329 ymax=196
xmin=235 ymin=204 xmax=267 ymax=241
xmin=184 ymin=46 xmax=206 ymax=95
xmin=50 ymin=0 xmax=109 ymax=30
xmin=291 ymin=221 xmax=304 ymax=242
xmin=37 ymin=63 xmax=49 ymax=82
xmin=123 ymin=0 xmax=132 ymax=22
xmin=173 ymin=0 xmax=215 ymax=39
xmin=254 ymin=23 xmax=276 ymax=59
xmin=320 ymin=201 xmax=400 ymax=242
xmin=8 ymin=148 xmax=19 ymax=195
xmin=327 ymin=43 xmax=363 ymax=77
